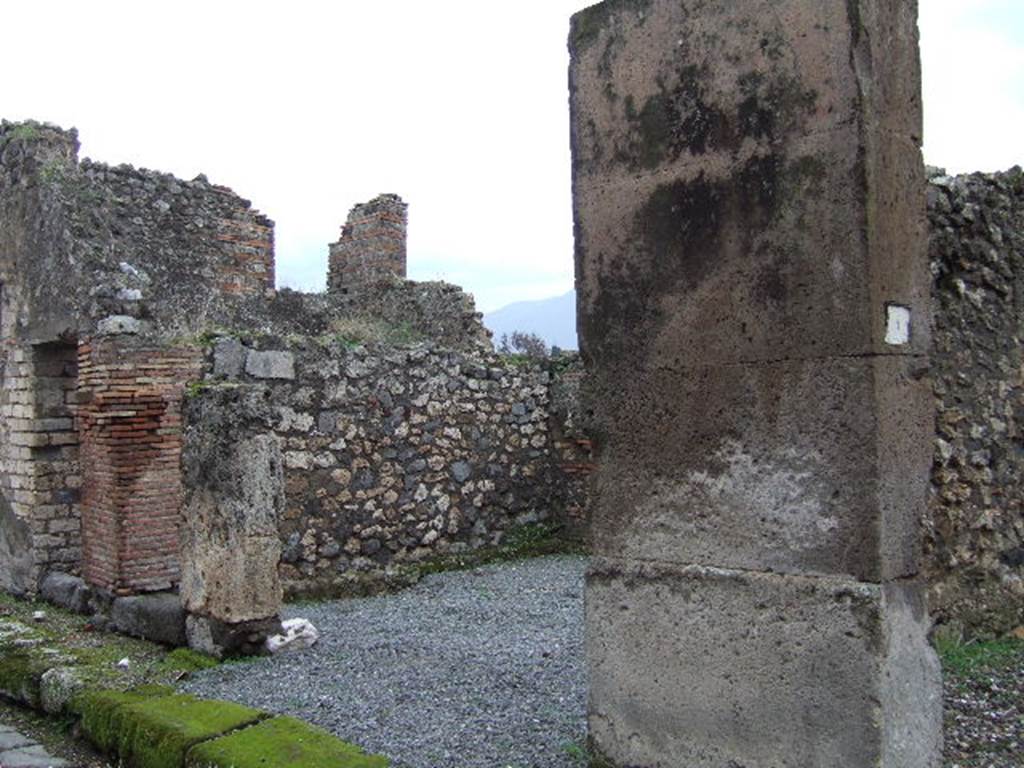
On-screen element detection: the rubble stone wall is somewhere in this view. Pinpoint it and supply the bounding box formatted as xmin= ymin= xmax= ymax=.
xmin=327 ymin=278 xmax=494 ymax=354
xmin=188 ymin=337 xmax=585 ymax=596
xmin=0 ymin=120 xmax=274 ymax=345
xmin=927 ymin=167 xmax=1024 ymax=635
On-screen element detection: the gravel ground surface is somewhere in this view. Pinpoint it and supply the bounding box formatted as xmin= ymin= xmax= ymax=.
xmin=943 ymin=644 xmax=1024 ymax=767
xmin=181 ymin=555 xmax=1023 ymax=768
xmin=183 ymin=555 xmax=588 ymax=768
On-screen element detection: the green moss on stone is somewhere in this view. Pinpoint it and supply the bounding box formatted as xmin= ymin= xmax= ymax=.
xmin=0 ymin=647 xmax=46 ymax=708
xmin=79 ymin=687 xmax=264 ymax=768
xmin=6 ymin=124 xmax=40 ymax=142
xmin=570 ymin=0 xmax=650 ymax=53
xmin=76 ymin=688 xmax=157 ymax=753
xmin=186 ymin=716 xmax=389 ymax=768
xmin=158 ymin=648 xmax=220 ymax=674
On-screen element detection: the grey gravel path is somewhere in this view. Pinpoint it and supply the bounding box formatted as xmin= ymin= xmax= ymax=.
xmin=182 ymin=555 xmax=588 ymax=768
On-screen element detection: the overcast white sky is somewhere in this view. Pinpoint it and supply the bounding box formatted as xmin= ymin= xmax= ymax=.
xmin=4 ymin=1 xmax=1022 ymax=312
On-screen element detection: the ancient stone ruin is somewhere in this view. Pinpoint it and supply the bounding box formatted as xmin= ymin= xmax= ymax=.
xmin=0 ymin=120 xmax=590 ymax=655
xmin=0 ymin=0 xmax=1022 ymax=761
xmin=570 ymin=0 xmax=942 ymax=765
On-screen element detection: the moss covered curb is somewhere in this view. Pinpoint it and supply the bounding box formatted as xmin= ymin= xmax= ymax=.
xmin=75 ymin=688 xmax=265 ymax=768
xmin=73 ymin=686 xmax=390 ymax=768
xmin=187 ymin=715 xmax=389 ymax=768
xmin=0 ymin=592 xmax=390 ymax=766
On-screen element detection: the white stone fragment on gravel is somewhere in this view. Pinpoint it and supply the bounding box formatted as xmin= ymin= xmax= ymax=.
xmin=266 ymin=618 xmax=320 ymax=654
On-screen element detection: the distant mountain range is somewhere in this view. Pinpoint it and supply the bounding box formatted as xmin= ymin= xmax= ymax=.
xmin=483 ymin=290 xmax=578 ymax=351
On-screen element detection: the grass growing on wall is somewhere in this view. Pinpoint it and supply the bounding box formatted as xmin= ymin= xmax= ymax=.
xmin=328 ymin=316 xmax=423 ymax=348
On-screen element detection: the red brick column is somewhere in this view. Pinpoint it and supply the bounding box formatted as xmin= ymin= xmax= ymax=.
xmin=78 ymin=339 xmax=202 ymax=594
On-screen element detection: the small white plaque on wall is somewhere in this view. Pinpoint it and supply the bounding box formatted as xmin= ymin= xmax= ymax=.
xmin=885 ymin=304 xmax=911 ymax=346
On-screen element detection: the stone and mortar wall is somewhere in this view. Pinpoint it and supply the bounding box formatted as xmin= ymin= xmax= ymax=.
xmin=0 ymin=120 xmax=505 ymax=598
xmin=927 ymin=166 xmax=1024 ymax=636
xmin=0 ymin=120 xmax=274 ymax=344
xmin=188 ymin=337 xmax=583 ymax=596
xmin=327 ymin=278 xmax=493 ymax=354
xmin=0 ymin=120 xmax=276 ymax=594
xmin=545 ymin=356 xmax=592 ymax=538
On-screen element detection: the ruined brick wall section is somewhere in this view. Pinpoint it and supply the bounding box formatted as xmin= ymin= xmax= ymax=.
xmin=71 ymin=162 xmax=276 ymax=331
xmin=1 ymin=121 xmax=277 ymax=348
xmin=78 ymin=339 xmax=202 ymax=595
xmin=190 ymin=337 xmax=583 ymax=597
xmin=209 ymin=185 xmax=274 ymax=297
xmin=927 ymin=168 xmax=1024 ymax=636
xmin=327 ymin=194 xmax=407 ymax=293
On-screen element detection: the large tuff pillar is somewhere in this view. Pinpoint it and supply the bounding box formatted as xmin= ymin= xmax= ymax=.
xmin=569 ymin=2 xmax=942 ymax=766
xmin=180 ymin=387 xmax=284 ymax=657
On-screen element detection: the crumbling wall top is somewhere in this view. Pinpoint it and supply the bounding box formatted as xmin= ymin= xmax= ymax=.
xmin=0 ymin=120 xmax=275 ymax=345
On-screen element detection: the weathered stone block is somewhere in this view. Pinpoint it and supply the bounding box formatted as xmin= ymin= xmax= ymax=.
xmin=0 ymin=496 xmax=34 ymax=596
xmin=110 ymin=593 xmax=187 ymax=647
xmin=212 ymin=337 xmax=246 ymax=379
xmin=572 ymin=0 xmax=939 ymax=764
xmin=40 ymin=667 xmax=82 ymax=714
xmin=571 ymin=1 xmax=927 ymax=369
xmin=244 ymin=350 xmax=295 ymax=380
xmin=39 ymin=572 xmax=92 ymax=614
xmin=181 ymin=432 xmax=284 ymax=625
xmin=588 ymin=355 xmax=932 ymax=581
xmin=95 ymin=315 xmax=141 ymax=335
xmin=569 ymin=0 xmax=920 ymax=182
xmin=586 ymin=558 xmax=942 ymax=768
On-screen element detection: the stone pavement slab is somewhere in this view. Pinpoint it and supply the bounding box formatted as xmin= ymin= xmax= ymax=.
xmin=0 ymin=727 xmax=71 ymax=767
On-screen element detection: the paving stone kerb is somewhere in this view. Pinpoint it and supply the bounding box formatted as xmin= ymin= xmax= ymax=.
xmin=570 ymin=1 xmax=942 ymax=766
xmin=75 ymin=687 xmax=389 ymax=768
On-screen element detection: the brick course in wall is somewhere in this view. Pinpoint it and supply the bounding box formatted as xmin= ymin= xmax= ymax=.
xmin=78 ymin=338 xmax=202 ymax=595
